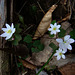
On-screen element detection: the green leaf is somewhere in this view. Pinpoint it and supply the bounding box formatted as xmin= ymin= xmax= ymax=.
xmin=70 ymin=29 xmax=75 ymax=39
xmin=14 ymin=34 xmax=22 ymax=41
xmin=15 ymin=23 xmax=22 ymax=33
xmin=17 ymin=63 xmax=22 ymax=67
xmin=27 ymin=43 xmax=33 ymax=49
xmin=51 ymin=20 xmax=56 ymax=25
xmin=18 ymin=15 xmax=24 ymax=24
xmin=58 ymin=28 xmax=66 ymax=38
xmin=18 ymin=56 xmax=21 ymax=59
xmin=12 ymin=34 xmax=22 ymax=45
xmin=12 ymin=39 xmax=18 ymax=45
xmin=49 ymin=42 xmax=58 ymax=50
xmin=32 ymin=5 xmax=37 ymax=12
xmin=16 ymin=28 xmax=22 ymax=33
xmin=38 ymin=44 xmax=44 ymax=51
xmin=31 ymin=48 xmax=40 ymax=53
xmin=24 ymin=35 xmax=32 ymax=43
xmin=15 ymin=23 xmax=20 ymax=28
xmin=33 ymin=40 xmax=40 ymax=47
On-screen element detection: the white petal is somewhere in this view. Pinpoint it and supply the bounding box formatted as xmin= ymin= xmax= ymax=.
xmin=59 ymin=43 xmax=63 ymax=49
xmin=62 ymin=50 xmax=66 ymax=53
xmin=0 ymin=33 xmax=7 ymax=37
xmin=2 ymin=28 xmax=7 ymax=32
xmin=54 ymin=23 xmax=57 ymax=26
xmin=68 ymin=39 xmax=75 ymax=44
xmin=59 ymin=48 xmax=62 ymax=52
xmin=56 ymin=50 xmax=59 ymax=53
xmin=53 ymin=31 xmax=56 ymax=34
xmin=12 ymin=28 xmax=15 ymax=34
xmin=63 ymin=48 xmax=67 ymax=53
xmin=50 ymin=31 xmax=53 ymax=35
xmin=54 ymin=53 xmax=57 ymax=56
xmin=59 ymin=43 xmax=67 ymax=52
xmin=50 ymin=24 xmax=53 ymax=28
xmin=5 ymin=33 xmax=12 ymax=40
xmin=67 ymin=44 xmax=72 ymax=50
xmin=11 ymin=23 xmax=14 ymax=28
xmin=62 ymin=55 xmax=65 ymax=59
xmin=56 ymin=39 xmax=63 ymax=43
xmin=57 ymin=25 xmax=61 ymax=28
xmin=57 ymin=56 xmax=61 ymax=60
xmin=48 ymin=28 xmax=52 ymax=31
xmin=6 ymin=23 xmax=10 ymax=28
xmin=56 ymin=30 xmax=60 ymax=32
xmin=64 ymin=35 xmax=70 ymax=41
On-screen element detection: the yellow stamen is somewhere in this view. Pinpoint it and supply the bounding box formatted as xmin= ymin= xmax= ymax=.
xmin=53 ymin=27 xmax=56 ymax=30
xmin=6 ymin=29 xmax=12 ymax=33
xmin=64 ymin=41 xmax=66 ymax=43
xmin=59 ymin=53 xmax=62 ymax=55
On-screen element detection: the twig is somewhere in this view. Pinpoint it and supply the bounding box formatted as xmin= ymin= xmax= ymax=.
xmin=22 ymin=25 xmax=33 ymax=35
xmin=54 ymin=0 xmax=61 ymax=5
xmin=18 ymin=1 xmax=27 ymax=14
xmin=37 ymin=1 xmax=45 ymax=14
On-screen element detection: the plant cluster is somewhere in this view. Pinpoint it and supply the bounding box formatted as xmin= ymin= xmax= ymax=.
xmin=0 ymin=18 xmax=75 ymax=74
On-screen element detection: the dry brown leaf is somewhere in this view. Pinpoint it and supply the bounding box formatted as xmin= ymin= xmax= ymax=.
xmin=18 ymin=59 xmax=37 ymax=70
xmin=59 ymin=63 xmax=75 ymax=75
xmin=33 ymin=5 xmax=57 ymax=40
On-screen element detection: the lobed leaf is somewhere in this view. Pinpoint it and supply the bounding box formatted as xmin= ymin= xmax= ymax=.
xmin=70 ymin=29 xmax=75 ymax=39
xmin=31 ymin=48 xmax=40 ymax=53
xmin=49 ymin=42 xmax=58 ymax=50
xmin=33 ymin=40 xmax=40 ymax=47
xmin=38 ymin=44 xmax=44 ymax=51
xmin=24 ymin=35 xmax=32 ymax=43
xmin=58 ymin=28 xmax=66 ymax=38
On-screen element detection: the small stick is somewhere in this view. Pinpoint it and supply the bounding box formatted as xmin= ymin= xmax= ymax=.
xmin=37 ymin=1 xmax=45 ymax=14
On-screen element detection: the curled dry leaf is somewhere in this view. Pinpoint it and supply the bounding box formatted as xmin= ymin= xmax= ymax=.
xmin=33 ymin=5 xmax=57 ymax=40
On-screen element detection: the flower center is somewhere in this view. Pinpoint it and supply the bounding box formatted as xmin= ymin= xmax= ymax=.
xmin=59 ymin=52 xmax=62 ymax=56
xmin=53 ymin=27 xmax=56 ymax=30
xmin=64 ymin=41 xmax=66 ymax=43
xmin=6 ymin=29 xmax=12 ymax=33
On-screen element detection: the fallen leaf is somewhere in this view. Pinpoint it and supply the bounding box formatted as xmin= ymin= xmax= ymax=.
xmin=59 ymin=63 xmax=75 ymax=75
xmin=33 ymin=5 xmax=57 ymax=40
xmin=18 ymin=59 xmax=37 ymax=70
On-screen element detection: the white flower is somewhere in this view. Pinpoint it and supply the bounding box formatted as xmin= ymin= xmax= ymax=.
xmin=54 ymin=48 xmax=66 ymax=60
xmin=0 ymin=23 xmax=15 ymax=40
xmin=48 ymin=23 xmax=61 ymax=35
xmin=56 ymin=35 xmax=75 ymax=52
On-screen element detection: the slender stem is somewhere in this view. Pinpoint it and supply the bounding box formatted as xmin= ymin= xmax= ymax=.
xmin=36 ymin=51 xmax=55 ymax=75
